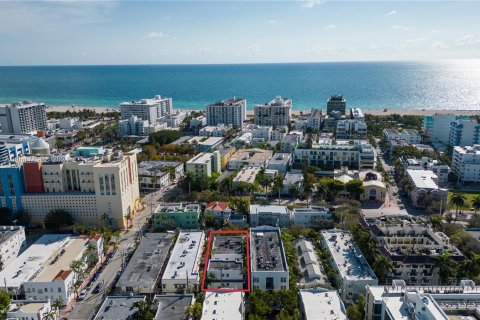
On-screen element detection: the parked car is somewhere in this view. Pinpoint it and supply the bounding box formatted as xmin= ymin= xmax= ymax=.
xmin=91 ymin=272 xmax=99 ymax=282
xmin=92 ymin=283 xmax=103 ymax=294
xmin=86 ymin=282 xmax=93 ymax=291
xmin=78 ymin=289 xmax=87 ymax=300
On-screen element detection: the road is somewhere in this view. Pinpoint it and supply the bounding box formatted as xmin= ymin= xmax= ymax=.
xmin=67 ymin=186 xmax=173 ymax=320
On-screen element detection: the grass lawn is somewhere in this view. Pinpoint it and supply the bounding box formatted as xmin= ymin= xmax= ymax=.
xmin=448 ymin=191 xmax=480 ymax=209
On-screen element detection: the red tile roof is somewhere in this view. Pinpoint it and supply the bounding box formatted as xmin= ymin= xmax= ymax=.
xmin=206 ymin=201 xmax=229 ymax=211
xmin=53 ymin=269 xmax=72 ymax=281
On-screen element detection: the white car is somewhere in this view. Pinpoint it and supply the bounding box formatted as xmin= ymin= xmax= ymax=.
xmin=78 ymin=289 xmax=87 ymax=300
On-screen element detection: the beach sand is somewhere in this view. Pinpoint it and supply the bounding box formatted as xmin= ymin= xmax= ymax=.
xmin=47 ymin=105 xmax=479 ymax=117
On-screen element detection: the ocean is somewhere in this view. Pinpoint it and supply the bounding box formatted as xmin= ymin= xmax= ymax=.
xmin=0 ymin=60 xmax=480 ymax=111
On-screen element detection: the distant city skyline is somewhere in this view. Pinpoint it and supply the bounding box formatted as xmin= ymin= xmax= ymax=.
xmin=0 ymin=1 xmax=479 ymax=66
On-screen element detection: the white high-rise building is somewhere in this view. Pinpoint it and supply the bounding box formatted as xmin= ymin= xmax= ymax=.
xmin=423 ymin=114 xmax=469 ymax=144
xmin=254 ymin=96 xmax=292 ymax=127
xmin=449 ymin=119 xmax=480 ymax=147
xmin=452 ymin=145 xmax=480 ymax=184
xmin=206 ymin=97 xmax=246 ymax=127
xmin=120 ymin=95 xmax=173 ymax=124
xmin=0 ymin=101 xmax=47 ymax=134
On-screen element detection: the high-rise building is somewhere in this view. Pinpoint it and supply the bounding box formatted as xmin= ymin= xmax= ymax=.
xmin=0 ymin=101 xmax=47 ymax=134
xmin=120 ymin=95 xmax=173 ymax=124
xmin=326 ymin=95 xmax=346 ymax=115
xmin=0 ymin=150 xmax=140 ymax=228
xmin=452 ymin=145 xmax=480 ymax=184
xmin=254 ymin=96 xmax=292 ymax=127
xmin=422 ymin=114 xmax=469 ymax=144
xmin=448 ymin=119 xmax=480 ymax=147
xmin=206 ymin=97 xmax=246 ymax=127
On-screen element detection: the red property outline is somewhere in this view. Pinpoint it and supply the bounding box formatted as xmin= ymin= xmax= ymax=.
xmin=201 ymin=230 xmax=250 ymax=292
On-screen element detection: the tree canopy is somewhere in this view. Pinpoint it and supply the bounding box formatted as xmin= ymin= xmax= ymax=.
xmin=44 ymin=209 xmax=74 ymax=230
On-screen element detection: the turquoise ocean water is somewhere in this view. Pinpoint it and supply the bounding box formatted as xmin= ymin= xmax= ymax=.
xmin=0 ymin=61 xmax=479 ymax=111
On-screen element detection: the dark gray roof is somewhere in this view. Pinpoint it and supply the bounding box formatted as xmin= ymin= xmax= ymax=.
xmin=154 ymin=295 xmax=194 ymax=320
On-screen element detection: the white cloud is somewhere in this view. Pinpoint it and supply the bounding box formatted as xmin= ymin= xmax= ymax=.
xmin=455 ymin=34 xmax=479 ymax=46
xmin=268 ymin=19 xmax=276 ymax=24
xmin=323 ymin=24 xmax=337 ymax=30
xmin=391 ymin=25 xmax=414 ymax=31
xmin=432 ymin=40 xmax=447 ymax=49
xmin=404 ymin=37 xmax=427 ymax=43
xmin=144 ymin=31 xmax=169 ymax=39
xmin=301 ymin=0 xmax=324 ymax=8
xmin=386 ymin=10 xmax=397 ymax=16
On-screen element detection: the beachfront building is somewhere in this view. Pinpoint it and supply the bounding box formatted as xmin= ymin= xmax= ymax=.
xmin=153 ymin=203 xmax=201 ymax=230
xmin=423 ymin=114 xmax=470 ymax=144
xmin=321 ymin=229 xmax=378 ymax=303
xmin=202 ymin=292 xmax=245 ymax=320
xmin=0 ymin=150 xmax=140 ymax=229
xmin=293 ymin=206 xmax=331 ymax=227
xmin=138 ymin=160 xmax=183 ymax=192
xmin=228 ymin=148 xmax=273 ymax=170
xmin=361 ymin=217 xmax=464 ymax=285
xmin=336 ymin=119 xmax=367 ymax=139
xmin=0 ymin=225 xmax=26 ymax=270
xmin=448 ymin=118 xmax=480 ymax=147
xmin=451 ymin=145 xmax=480 ymax=184
xmin=405 ymin=169 xmax=448 ymax=208
xmin=254 ymin=96 xmax=292 ymax=127
xmin=206 ymin=97 xmax=246 ymax=127
xmin=185 ymin=151 xmax=221 ymax=177
xmin=350 ymin=107 xmax=364 ymax=120
xmin=299 ymin=289 xmax=347 ymax=320
xmin=249 ymin=205 xmax=291 ymax=227
xmin=0 ymin=101 xmax=47 ymax=134
xmin=116 ymin=233 xmax=175 ymax=294
xmin=120 ymin=95 xmax=173 ymax=124
xmin=400 ymin=156 xmax=450 ymax=186
xmin=7 ymin=300 xmax=54 ymax=320
xmin=326 ymin=95 xmax=346 ymax=115
xmin=161 ymin=230 xmax=205 ymax=293
xmin=250 ymin=226 xmax=289 ymax=291
xmin=294 ymin=139 xmax=376 ymax=170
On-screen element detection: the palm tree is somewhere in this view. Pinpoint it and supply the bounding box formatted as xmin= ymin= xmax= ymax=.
xmin=429 ymin=215 xmax=443 ymax=231
xmin=289 ymin=185 xmax=300 ymax=200
xmin=302 ymin=183 xmax=314 ymax=206
xmin=435 ymin=252 xmax=457 ymax=284
xmin=372 ymin=255 xmax=393 ymax=284
xmin=52 ymin=298 xmax=64 ymax=318
xmin=472 ymin=196 xmax=480 ymax=216
xmin=272 ymin=174 xmax=284 ymax=204
xmin=42 ymin=309 xmax=57 ymax=320
xmin=449 ymin=192 xmax=467 ymax=220
xmin=70 ymin=259 xmax=85 ymax=293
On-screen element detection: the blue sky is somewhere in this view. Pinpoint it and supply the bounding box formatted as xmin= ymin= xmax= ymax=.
xmin=1 ymin=1 xmax=479 ymax=65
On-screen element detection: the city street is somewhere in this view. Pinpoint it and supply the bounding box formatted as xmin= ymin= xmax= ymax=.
xmin=66 ymin=186 xmax=170 ymax=320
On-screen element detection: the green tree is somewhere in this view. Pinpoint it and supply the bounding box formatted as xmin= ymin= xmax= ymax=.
xmin=302 ymin=183 xmax=314 ymax=205
xmin=346 ymin=294 xmax=366 ymax=320
xmin=148 ymin=130 xmax=183 ymax=146
xmin=44 ymin=209 xmax=74 ymax=230
xmin=272 ymin=174 xmax=284 ymax=204
xmin=0 ymin=291 xmax=11 ymax=319
xmin=51 ymin=298 xmax=64 ymax=318
xmin=345 ymin=179 xmax=365 ymax=200
xmin=372 ymin=254 xmax=393 ymax=283
xmin=132 ymin=299 xmax=155 ymax=320
xmin=69 ymin=259 xmax=85 ymax=292
xmin=472 ymin=195 xmax=480 ymax=216
xmin=187 ymin=301 xmax=203 ymax=320
xmin=42 ymin=309 xmax=57 ymax=320
xmin=429 ymin=215 xmax=443 ymax=230
xmin=0 ymin=207 xmax=12 ymax=225
xmin=435 ymin=252 xmax=457 ymax=284
xmin=449 ymin=192 xmax=467 ymax=217
xmin=14 ymin=209 xmax=31 ymax=227
xmin=289 ymin=185 xmax=301 ymax=200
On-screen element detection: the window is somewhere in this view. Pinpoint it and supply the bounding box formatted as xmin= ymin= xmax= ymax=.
xmin=281 ymin=277 xmax=286 ymax=283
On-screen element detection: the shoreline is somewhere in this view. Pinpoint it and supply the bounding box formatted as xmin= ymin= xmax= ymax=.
xmin=46 ymin=105 xmax=480 ymax=117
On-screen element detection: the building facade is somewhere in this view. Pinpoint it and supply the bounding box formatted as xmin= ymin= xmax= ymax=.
xmin=448 ymin=119 xmax=480 ymax=147
xmin=153 ymin=203 xmax=201 ymax=229
xmin=326 ymin=95 xmax=346 ymax=115
xmin=0 ymin=101 xmax=47 ymax=134
xmin=120 ymin=95 xmax=173 ymax=124
xmin=451 ymin=145 xmax=480 ymax=184
xmin=185 ymin=151 xmax=221 ymax=177
xmin=249 ymin=205 xmax=291 ymax=227
xmin=254 ymin=96 xmax=292 ymax=127
xmin=206 ymin=97 xmax=246 ymax=127
xmin=0 ymin=225 xmax=26 ymax=270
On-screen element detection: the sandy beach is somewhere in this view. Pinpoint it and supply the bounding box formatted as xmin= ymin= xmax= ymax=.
xmin=47 ymin=105 xmax=479 ymax=117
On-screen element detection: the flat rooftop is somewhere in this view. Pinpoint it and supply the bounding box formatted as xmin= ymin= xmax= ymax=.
xmin=155 ymin=203 xmax=200 ymax=213
xmin=187 ymin=152 xmax=214 ymax=164
xmin=293 ymin=206 xmax=329 ymax=214
xmin=162 ymin=230 xmax=204 ymax=282
xmin=233 ymin=167 xmax=260 ymax=184
xmin=8 ymin=300 xmax=49 ymax=315
xmin=33 ymin=236 xmax=89 ymax=282
xmin=250 ymin=227 xmax=287 ymax=272
xmin=407 ymin=169 xmax=440 ymax=189
xmin=229 ymin=148 xmax=272 ymax=163
xmin=0 ymin=234 xmax=71 ymax=288
xmin=268 ymin=152 xmax=292 ymax=165
xmin=154 ymin=294 xmax=194 ymax=320
xmin=321 ymin=230 xmax=377 ymax=281
xmin=93 ymin=296 xmax=146 ymax=320
xmin=212 ymin=236 xmax=244 ymax=255
xmin=202 ymin=292 xmax=244 ymax=320
xmin=208 ymin=97 xmax=245 ymax=106
xmin=299 ymin=289 xmax=346 ymax=320
xmin=116 ymin=233 xmax=175 ymax=290
xmin=187 ymin=136 xmax=224 ymax=146
xmin=249 ymin=205 xmax=289 ymax=216
xmin=138 ymin=160 xmax=182 ymax=176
